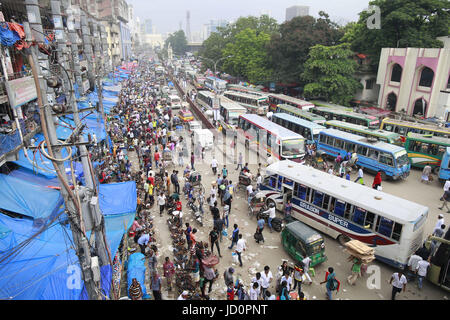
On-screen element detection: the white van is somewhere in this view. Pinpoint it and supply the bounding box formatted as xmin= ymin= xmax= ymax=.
xmin=168 ymin=95 xmax=182 ymax=110
xmin=193 ymin=129 xmax=214 ymax=150
xmin=189 ymin=121 xmax=202 ymax=131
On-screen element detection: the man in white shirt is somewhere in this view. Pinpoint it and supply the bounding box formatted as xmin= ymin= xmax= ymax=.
xmin=435 ymin=214 xmax=445 ymax=230
xmin=249 ymin=282 xmax=259 ymax=300
xmin=416 ymin=258 xmax=430 ymax=290
xmin=211 ymin=157 xmax=218 ymax=175
xmin=354 ymin=166 xmax=363 ymax=183
xmin=256 ymin=173 xmax=262 ymax=191
xmin=262 ymin=203 xmax=276 ymax=232
xmin=246 ymin=184 xmax=253 ymax=199
xmin=235 ymin=234 xmax=246 ymax=267
xmin=280 ymin=271 xmax=293 ymax=292
xmin=390 ymin=270 xmax=407 ymax=300
xmin=260 ymin=266 xmax=273 ymax=298
xmin=406 ymin=253 xmax=422 ymax=282
xmin=302 ymin=256 xmax=313 ymax=284
xmin=158 ymin=192 xmax=166 ymax=217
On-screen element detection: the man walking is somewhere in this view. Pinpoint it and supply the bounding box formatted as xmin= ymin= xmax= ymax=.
xmin=260 ymin=266 xmax=273 ymax=299
xmin=228 ymin=224 xmax=239 ymax=250
xmin=158 ymin=192 xmax=166 ymax=217
xmin=416 ymin=257 xmax=431 ymax=290
xmin=211 ymin=157 xmax=218 ymax=175
xmin=235 ymin=234 xmax=246 ymax=267
xmin=209 ymin=226 xmax=222 ymax=257
xmin=236 ymin=152 xmax=243 ymax=171
xmin=389 ymin=269 xmax=407 ymax=300
xmin=150 ymin=271 xmax=162 ymax=300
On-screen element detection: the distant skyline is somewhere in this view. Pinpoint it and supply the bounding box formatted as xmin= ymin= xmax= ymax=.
xmin=127 ymin=0 xmax=371 ymax=36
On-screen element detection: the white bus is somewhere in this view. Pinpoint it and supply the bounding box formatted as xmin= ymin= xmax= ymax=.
xmin=260 ymin=160 xmax=428 ymax=268
xmin=223 ymin=90 xmax=269 ymax=115
xmin=168 ymin=95 xmax=182 ymax=110
xmin=237 ymin=114 xmax=306 ymax=162
xmin=196 ymin=90 xmax=216 ymax=110
xmin=218 ymin=96 xmax=247 ymax=134
xmin=204 ymin=76 xmax=227 ymax=92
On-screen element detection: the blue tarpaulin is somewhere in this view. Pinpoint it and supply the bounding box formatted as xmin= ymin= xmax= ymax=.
xmin=127 ymin=253 xmax=148 ymax=298
xmin=0 ymin=172 xmax=136 ymax=300
xmin=0 ymin=174 xmax=63 ymax=220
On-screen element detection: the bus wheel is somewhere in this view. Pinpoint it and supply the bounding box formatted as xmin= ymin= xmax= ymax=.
xmin=380 ymin=171 xmax=387 ymax=181
xmin=433 ymin=167 xmax=440 ymax=175
xmin=337 ymin=234 xmax=350 ymax=246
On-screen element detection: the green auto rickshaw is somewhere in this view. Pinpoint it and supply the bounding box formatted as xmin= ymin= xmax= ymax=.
xmin=281 ymin=220 xmax=327 ymax=267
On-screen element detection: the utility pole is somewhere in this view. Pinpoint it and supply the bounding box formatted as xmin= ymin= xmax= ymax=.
xmin=60 ymin=0 xmax=112 ymax=288
xmin=24 ymin=0 xmax=102 ymax=300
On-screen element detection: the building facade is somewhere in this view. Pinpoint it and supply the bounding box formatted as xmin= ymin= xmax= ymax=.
xmin=376 ymin=39 xmax=450 ymax=119
xmin=285 ymin=5 xmax=310 ymax=22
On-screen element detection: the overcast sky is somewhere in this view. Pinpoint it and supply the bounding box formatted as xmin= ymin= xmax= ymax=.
xmin=127 ymin=0 xmax=371 ymax=35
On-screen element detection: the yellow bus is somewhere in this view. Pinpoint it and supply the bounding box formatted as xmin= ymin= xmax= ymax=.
xmin=380 ymin=118 xmax=450 ymax=144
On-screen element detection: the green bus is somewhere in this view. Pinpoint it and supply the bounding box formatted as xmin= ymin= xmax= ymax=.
xmin=311 ymin=102 xmax=380 ymax=129
xmin=325 ymin=120 xmax=402 ymax=145
xmin=404 ymin=132 xmax=450 ymax=171
xmin=275 ymin=104 xmax=326 ymax=125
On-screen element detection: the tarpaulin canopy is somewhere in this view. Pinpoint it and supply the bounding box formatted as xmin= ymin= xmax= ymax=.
xmin=127 ymin=252 xmax=148 ymax=298
xmin=0 ymin=176 xmax=136 ymax=300
xmin=0 ymin=173 xmax=63 ymax=220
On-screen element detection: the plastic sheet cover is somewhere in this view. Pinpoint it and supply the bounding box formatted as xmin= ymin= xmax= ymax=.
xmin=126 ymin=252 xmax=148 ymax=298
xmin=0 ymin=173 xmax=63 ymax=220
xmin=0 ymin=180 xmax=136 ymax=299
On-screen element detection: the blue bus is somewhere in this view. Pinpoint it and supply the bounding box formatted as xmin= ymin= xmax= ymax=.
xmin=317 ymin=129 xmax=410 ymax=180
xmin=271 ymin=113 xmax=325 ymax=145
xmin=204 ymin=76 xmax=227 ymax=92
xmin=439 ymin=147 xmax=450 ymax=181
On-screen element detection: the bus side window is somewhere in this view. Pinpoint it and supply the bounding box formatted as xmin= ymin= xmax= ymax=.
xmin=352 ymin=207 xmax=367 ymax=226
xmin=438 ymin=145 xmax=446 ymax=157
xmin=379 ymin=153 xmax=393 ymax=166
xmin=268 ymin=176 xmax=277 ymax=188
xmin=398 ymin=127 xmax=407 ymax=135
xmin=368 ymin=149 xmax=379 ymax=160
xmin=365 ymin=212 xmax=376 ymax=230
xmin=297 ymin=184 xmax=307 ymax=200
xmin=267 ymin=132 xmax=272 ymax=147
xmin=376 ymin=216 xmax=393 ymax=238
xmin=420 ymin=143 xmax=429 ymax=154
xmin=392 ymin=222 xmax=402 ymax=241
xmin=319 ymin=134 xmax=327 ymax=144
xmin=334 ymin=200 xmax=345 ymax=217
xmin=313 ymin=190 xmax=323 ymax=207
xmin=356 ymin=145 xmax=368 ymax=157
xmin=334 ymin=139 xmax=344 ymax=149
xmin=328 ymin=137 xmax=335 ymax=147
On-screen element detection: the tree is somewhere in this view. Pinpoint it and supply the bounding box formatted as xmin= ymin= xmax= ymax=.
xmin=267 ymin=12 xmax=344 ymax=85
xmin=344 ymin=0 xmax=449 ymax=67
xmin=221 ymin=28 xmax=272 ymax=84
xmin=198 ymin=15 xmax=278 ymax=76
xmin=165 ymin=30 xmax=188 ymax=55
xmin=302 ymin=43 xmax=363 ymax=106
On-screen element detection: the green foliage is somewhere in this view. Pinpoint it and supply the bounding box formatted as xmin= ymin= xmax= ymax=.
xmin=345 ymin=0 xmax=449 ymax=65
xmin=165 ymin=30 xmax=188 ymax=55
xmin=198 ymin=15 xmax=278 ymax=80
xmin=267 ymin=12 xmax=344 ymax=84
xmin=302 ymin=43 xmax=363 ymax=106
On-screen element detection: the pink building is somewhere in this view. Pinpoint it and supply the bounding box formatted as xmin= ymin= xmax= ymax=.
xmin=376 ymin=36 xmax=450 ymax=120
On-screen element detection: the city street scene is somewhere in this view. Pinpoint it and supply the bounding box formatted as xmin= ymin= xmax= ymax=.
xmin=0 ymin=0 xmax=449 ymax=303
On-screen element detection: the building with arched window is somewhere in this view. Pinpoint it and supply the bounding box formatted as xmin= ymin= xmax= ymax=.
xmin=376 ymin=37 xmax=450 ymax=120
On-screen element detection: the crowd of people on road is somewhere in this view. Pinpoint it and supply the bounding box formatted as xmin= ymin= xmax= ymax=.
xmin=98 ymin=57 xmax=449 ymax=301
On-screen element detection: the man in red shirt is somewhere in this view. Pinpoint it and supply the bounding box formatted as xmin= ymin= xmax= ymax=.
xmin=154 ymin=150 xmax=160 ymax=167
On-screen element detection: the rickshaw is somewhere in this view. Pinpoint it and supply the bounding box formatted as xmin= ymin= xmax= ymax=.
xmin=311 ymin=150 xmax=328 ymax=171
xmin=162 ymin=148 xmax=173 ymax=167
xmin=281 ymin=220 xmax=327 ymax=268
xmin=248 ymin=192 xmax=266 ymax=218
xmin=238 ymin=172 xmax=252 ymax=193
xmin=187 ymin=171 xmax=205 ymax=196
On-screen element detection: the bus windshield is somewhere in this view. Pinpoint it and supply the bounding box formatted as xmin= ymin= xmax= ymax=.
xmin=395 ymin=150 xmax=409 ymax=167
xmin=228 ymin=112 xmax=243 ymax=125
xmin=282 ymin=139 xmax=305 ymax=157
